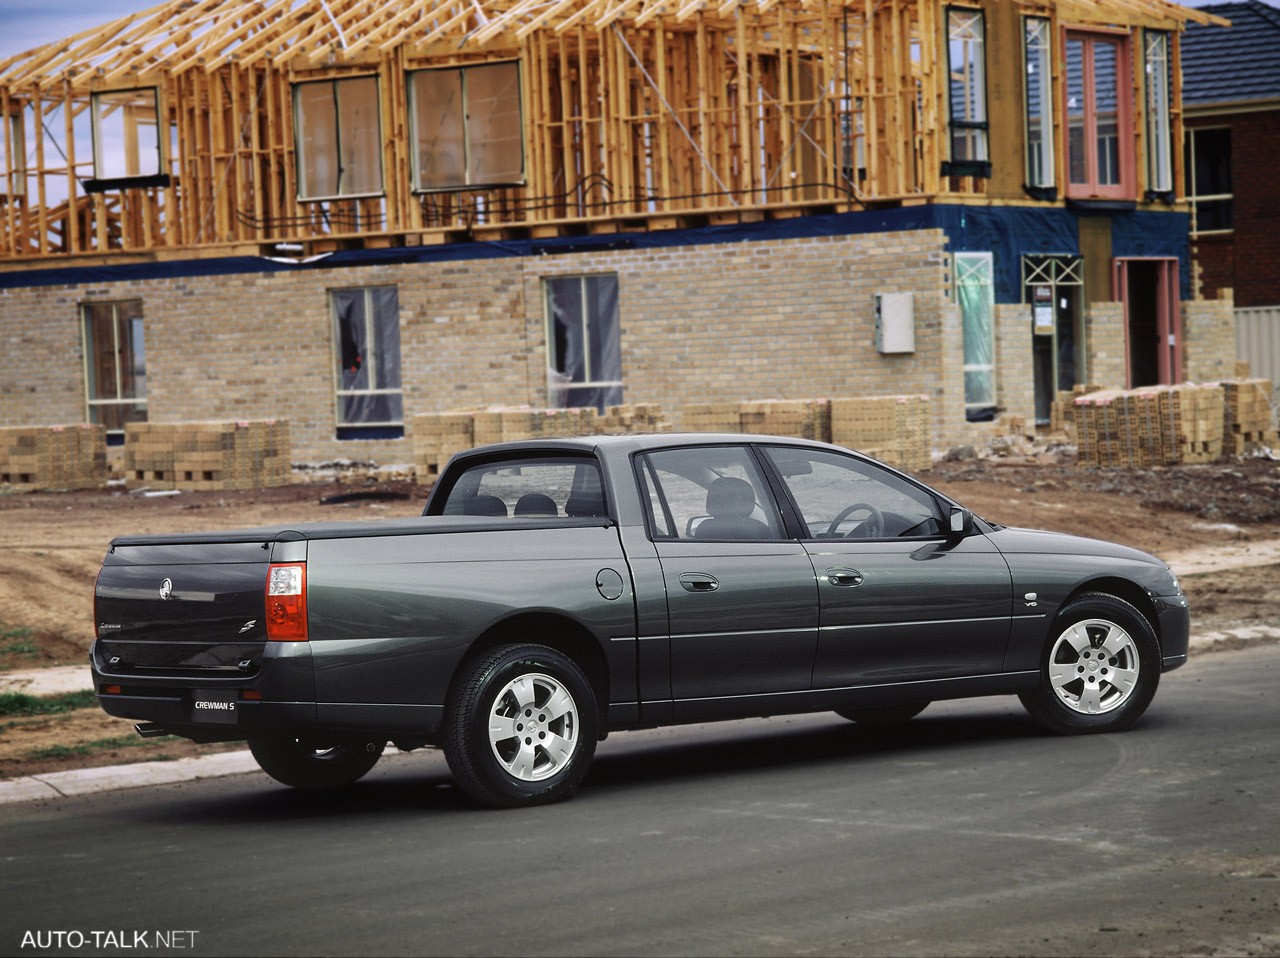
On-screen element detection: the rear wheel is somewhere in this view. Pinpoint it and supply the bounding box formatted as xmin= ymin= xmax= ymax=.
xmin=249 ymin=736 xmax=384 ymax=790
xmin=445 ymin=643 xmax=598 ymax=808
xmin=836 ymin=702 xmax=930 ymax=725
xmin=1019 ymin=592 xmax=1160 ymax=734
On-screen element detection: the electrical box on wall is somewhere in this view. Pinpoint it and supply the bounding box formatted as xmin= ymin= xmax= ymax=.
xmin=874 ymin=291 xmax=915 ymax=354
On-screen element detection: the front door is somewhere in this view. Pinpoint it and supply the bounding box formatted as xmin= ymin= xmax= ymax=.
xmin=1025 ymin=255 xmax=1085 ymax=424
xmin=759 ymin=445 xmax=1014 ymax=687
xmin=1115 ymin=258 xmax=1181 ymax=387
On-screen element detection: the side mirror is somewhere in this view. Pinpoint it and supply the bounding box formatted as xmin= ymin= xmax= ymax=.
xmin=949 ymin=507 xmax=972 ymax=537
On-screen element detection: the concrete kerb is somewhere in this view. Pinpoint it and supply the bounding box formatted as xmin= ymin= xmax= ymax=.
xmin=2 ymin=625 xmax=1279 ymax=806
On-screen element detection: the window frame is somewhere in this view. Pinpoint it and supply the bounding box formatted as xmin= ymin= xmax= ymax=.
xmin=1023 ymin=16 xmax=1055 ymax=192
xmin=1063 ymin=29 xmax=1135 ymax=200
xmin=954 ymin=252 xmax=997 ymax=422
xmin=86 ymin=87 xmax=168 ymax=192
xmin=408 ymin=60 xmax=526 ymax=194
xmin=543 ymin=273 xmax=623 ymax=412
xmin=1184 ymin=125 xmax=1232 ymax=237
xmin=944 ymin=6 xmax=991 ymax=178
xmin=3 ymin=105 xmax=26 ymax=197
xmin=1143 ymin=30 xmax=1174 ymax=196
xmin=292 ymin=75 xmax=385 ymax=202
xmin=81 ymin=299 xmax=147 ymax=433
xmin=329 ymin=285 xmax=404 ymax=437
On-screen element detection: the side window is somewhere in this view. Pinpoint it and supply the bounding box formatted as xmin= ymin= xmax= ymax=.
xmin=82 ymin=300 xmax=147 ymax=433
xmin=293 ymin=76 xmax=383 ymax=200
xmin=641 ymin=446 xmax=781 ymax=541
xmin=331 ymin=286 xmax=402 ymax=437
xmin=409 ymin=62 xmax=524 ymax=191
xmin=763 ymin=446 xmax=945 ymax=540
xmin=544 ymin=274 xmax=622 ymax=411
xmin=439 ymin=457 xmax=605 ymax=519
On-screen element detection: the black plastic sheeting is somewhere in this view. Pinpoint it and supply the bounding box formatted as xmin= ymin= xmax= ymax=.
xmin=1 ymin=203 xmax=1190 ymax=304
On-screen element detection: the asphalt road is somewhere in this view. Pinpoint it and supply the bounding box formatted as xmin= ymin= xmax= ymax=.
xmin=2 ymin=646 xmax=1278 ymax=958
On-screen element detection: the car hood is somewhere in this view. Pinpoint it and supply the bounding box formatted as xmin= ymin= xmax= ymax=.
xmin=985 ymin=526 xmax=1167 ymax=568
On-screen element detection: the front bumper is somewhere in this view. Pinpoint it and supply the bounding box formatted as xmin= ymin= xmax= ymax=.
xmin=1154 ymin=594 xmax=1191 ymax=672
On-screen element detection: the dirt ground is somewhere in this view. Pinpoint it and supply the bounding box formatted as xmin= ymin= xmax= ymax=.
xmin=2 ymin=452 xmax=1279 ymax=779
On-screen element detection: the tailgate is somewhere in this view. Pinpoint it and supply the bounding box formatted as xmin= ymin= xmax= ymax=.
xmin=94 ymin=540 xmax=274 ymax=678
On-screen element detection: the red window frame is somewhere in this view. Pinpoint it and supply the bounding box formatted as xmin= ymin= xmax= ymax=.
xmin=1063 ymin=30 xmax=1135 ymax=200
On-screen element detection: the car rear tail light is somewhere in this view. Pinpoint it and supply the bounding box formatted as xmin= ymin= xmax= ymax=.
xmin=265 ymin=563 xmax=308 ymax=641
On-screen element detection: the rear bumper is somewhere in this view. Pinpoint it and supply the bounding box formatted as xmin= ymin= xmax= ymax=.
xmin=91 ymin=638 xmax=320 ymax=740
xmin=90 ymin=639 xmax=446 ymax=743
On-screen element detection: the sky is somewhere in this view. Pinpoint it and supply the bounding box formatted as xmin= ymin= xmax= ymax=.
xmin=1 ymin=0 xmax=1276 ymax=66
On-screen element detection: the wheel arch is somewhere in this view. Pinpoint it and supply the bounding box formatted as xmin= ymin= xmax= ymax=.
xmin=1061 ymin=577 xmax=1162 ymax=649
xmin=453 ymin=611 xmax=611 ymax=730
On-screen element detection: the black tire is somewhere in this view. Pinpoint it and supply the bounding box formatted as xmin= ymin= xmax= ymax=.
xmin=836 ymin=702 xmax=930 ymax=726
xmin=444 ymin=643 xmax=598 ymax=808
xmin=249 ymin=736 xmax=384 ymax=791
xmin=1019 ymin=592 xmax=1161 ymax=735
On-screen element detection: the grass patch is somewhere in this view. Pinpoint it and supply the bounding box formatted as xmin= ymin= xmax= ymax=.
xmin=1 ymin=624 xmax=34 ymax=641
xmin=1 ymin=641 xmax=39 ymax=657
xmin=29 ymin=736 xmax=146 ymax=760
xmin=0 ymin=689 xmax=98 ymax=717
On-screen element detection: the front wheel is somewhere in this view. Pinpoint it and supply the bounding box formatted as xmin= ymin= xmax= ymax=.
xmin=444 ymin=644 xmax=599 ymax=808
xmin=1019 ymin=593 xmax=1161 ymax=734
xmin=249 ymin=736 xmax=384 ymax=791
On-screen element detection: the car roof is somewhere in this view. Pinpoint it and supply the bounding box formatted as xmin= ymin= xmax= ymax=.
xmin=456 ymin=432 xmax=844 ymax=457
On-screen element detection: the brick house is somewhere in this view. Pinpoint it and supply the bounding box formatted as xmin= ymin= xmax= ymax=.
xmin=0 ymin=0 xmax=1234 ymax=463
xmin=1181 ymin=0 xmax=1280 ymax=386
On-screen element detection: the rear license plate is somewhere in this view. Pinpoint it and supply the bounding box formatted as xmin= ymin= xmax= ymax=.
xmin=191 ymin=689 xmax=239 ymax=724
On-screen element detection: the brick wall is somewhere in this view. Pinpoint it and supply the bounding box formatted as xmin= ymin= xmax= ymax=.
xmin=1182 ymin=290 xmax=1238 ymax=383
xmin=1086 ymin=301 xmax=1127 ymax=388
xmin=1188 ymin=109 xmax=1280 ymax=309
xmin=5 ymin=225 xmax=1166 ymax=462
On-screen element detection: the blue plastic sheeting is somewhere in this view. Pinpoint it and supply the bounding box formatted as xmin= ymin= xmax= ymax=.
xmin=0 ymin=203 xmax=1189 ymax=303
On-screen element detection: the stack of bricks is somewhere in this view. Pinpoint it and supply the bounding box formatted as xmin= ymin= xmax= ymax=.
xmin=1050 ymin=384 xmax=1103 ymax=436
xmin=1222 ymin=379 xmax=1277 ymax=455
xmin=1075 ymin=385 xmax=1224 ymax=467
xmin=737 ymin=400 xmax=831 ymax=441
xmin=830 ymin=395 xmax=932 ymax=473
xmin=0 ymin=424 xmax=107 ymax=490
xmin=683 ymin=402 xmax=744 ymax=433
xmin=410 ymin=404 xmax=672 ymax=479
xmin=125 ymin=420 xmax=292 ymax=490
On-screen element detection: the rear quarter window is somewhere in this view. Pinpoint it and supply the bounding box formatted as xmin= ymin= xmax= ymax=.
xmin=437 ymin=457 xmax=607 ymax=519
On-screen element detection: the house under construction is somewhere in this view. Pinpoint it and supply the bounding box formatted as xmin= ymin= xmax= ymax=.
xmin=0 ymin=0 xmax=1238 ymax=463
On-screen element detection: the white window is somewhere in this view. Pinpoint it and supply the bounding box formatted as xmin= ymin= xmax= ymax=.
xmin=1023 ymin=17 xmax=1054 ymax=190
xmin=1144 ymin=31 xmax=1173 ymax=194
xmin=331 ymin=287 xmax=402 ymax=434
xmin=90 ymin=88 xmax=163 ymax=184
xmin=82 ymin=300 xmax=147 ymax=432
xmin=946 ymin=8 xmax=989 ymax=174
xmin=955 ymin=252 xmax=996 ymax=422
xmin=409 ymin=62 xmax=524 ymax=192
xmin=294 ymin=77 xmax=383 ymax=201
xmin=544 ymin=275 xmax=622 ymax=411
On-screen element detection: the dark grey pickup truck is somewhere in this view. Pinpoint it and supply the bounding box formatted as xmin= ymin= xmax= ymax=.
xmin=92 ymin=433 xmax=1189 ymax=807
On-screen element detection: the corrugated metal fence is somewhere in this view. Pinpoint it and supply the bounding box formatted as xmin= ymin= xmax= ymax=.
xmin=1237 ymin=307 xmax=1280 ymax=405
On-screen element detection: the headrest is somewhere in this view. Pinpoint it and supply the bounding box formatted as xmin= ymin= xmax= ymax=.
xmin=705 ymin=477 xmax=756 ymax=519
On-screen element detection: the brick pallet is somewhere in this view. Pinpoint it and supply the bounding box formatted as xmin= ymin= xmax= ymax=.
xmin=0 ymin=424 xmax=107 ymax=490
xmin=410 ymin=404 xmax=672 ymax=479
xmin=830 ymin=395 xmax=931 ymax=473
xmin=125 ymin=420 xmax=292 ymax=490
xmin=1221 ymin=379 xmax=1277 ymax=456
xmin=1075 ymin=385 xmax=1224 ymax=467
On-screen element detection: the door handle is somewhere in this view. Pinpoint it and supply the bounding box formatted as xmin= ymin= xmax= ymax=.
xmin=679 ymin=573 xmax=720 ymax=593
xmin=826 ymin=568 xmax=864 ymax=587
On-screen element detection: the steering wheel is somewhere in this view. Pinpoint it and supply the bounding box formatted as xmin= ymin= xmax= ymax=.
xmin=826 ymin=502 xmax=885 ymax=539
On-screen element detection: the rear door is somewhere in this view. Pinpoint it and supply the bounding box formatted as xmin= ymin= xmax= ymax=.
xmin=637 ymin=444 xmax=819 ymax=700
